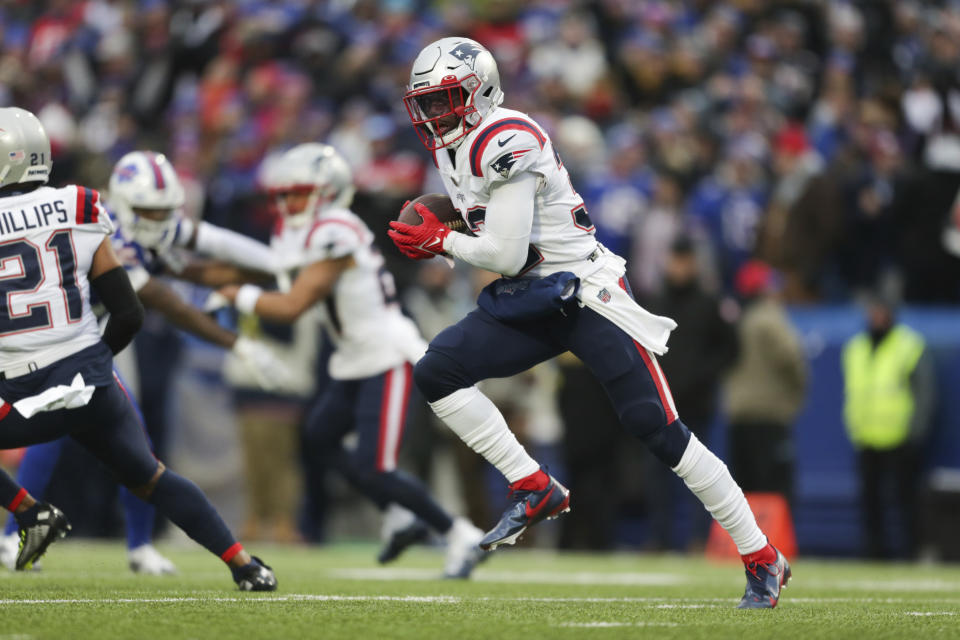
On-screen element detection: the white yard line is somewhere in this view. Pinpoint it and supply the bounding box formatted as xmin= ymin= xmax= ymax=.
xmin=0 ymin=595 xmax=460 ymax=605
xmin=328 ymin=567 xmax=960 ymax=593
xmin=557 ymin=622 xmax=680 ymax=628
xmin=904 ymin=612 xmax=956 ymax=616
xmin=2 ymin=593 xmax=959 ymax=606
xmin=329 ymin=567 xmax=687 ymax=585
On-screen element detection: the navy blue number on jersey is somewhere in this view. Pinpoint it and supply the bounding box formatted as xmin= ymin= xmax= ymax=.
xmin=462 ymin=206 xmax=542 ymax=275
xmin=377 ymin=265 xmax=399 ymax=306
xmin=0 ymin=231 xmax=83 ymax=336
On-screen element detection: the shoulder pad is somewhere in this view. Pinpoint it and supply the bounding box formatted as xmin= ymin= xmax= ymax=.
xmin=468 ymin=117 xmax=547 ymax=179
xmin=304 ymin=214 xmax=370 ymax=261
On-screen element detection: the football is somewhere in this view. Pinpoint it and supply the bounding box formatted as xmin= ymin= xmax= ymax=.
xmin=398 ymin=193 xmax=472 ymax=235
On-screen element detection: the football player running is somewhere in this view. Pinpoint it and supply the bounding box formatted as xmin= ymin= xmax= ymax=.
xmin=0 ymin=149 xmax=288 ymax=575
xmin=0 ymin=108 xmax=276 ymax=590
xmin=388 ymin=38 xmax=791 ymax=608
xmin=0 ymin=149 xmax=288 ymax=574
xmin=215 ymin=143 xmax=487 ymax=578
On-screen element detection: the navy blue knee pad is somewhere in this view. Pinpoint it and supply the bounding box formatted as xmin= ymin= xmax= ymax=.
xmin=640 ymin=419 xmax=692 ymax=468
xmin=413 ymin=350 xmax=473 ymax=402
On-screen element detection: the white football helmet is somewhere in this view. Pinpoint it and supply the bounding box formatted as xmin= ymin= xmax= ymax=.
xmin=404 ymin=37 xmax=504 ymax=151
xmin=268 ymin=143 xmax=354 ymax=227
xmin=0 ymin=107 xmax=52 ymax=188
xmin=108 ymin=151 xmax=185 ymax=250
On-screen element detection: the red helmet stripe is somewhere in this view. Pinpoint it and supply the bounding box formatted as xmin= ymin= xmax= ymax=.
xmin=146 ymin=153 xmax=166 ymax=189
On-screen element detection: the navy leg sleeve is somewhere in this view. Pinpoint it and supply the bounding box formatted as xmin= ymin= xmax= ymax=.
xmin=414 ymin=308 xmax=563 ymax=402
xmin=0 ymin=469 xmax=25 ymax=513
xmin=147 ymin=470 xmax=237 ymax=559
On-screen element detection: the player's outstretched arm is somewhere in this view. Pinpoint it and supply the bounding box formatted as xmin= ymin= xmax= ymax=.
xmin=91 ymin=237 xmax=145 ymax=354
xmin=137 ymin=274 xmax=293 ymax=391
xmin=173 ymin=218 xmax=280 ymax=273
xmin=137 ymin=277 xmax=237 ymax=349
xmin=177 ymin=258 xmax=274 ymax=288
xmin=218 ymin=256 xmax=353 ymax=324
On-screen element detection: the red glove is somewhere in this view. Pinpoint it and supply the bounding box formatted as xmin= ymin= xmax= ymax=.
xmin=388 ymin=202 xmax=451 ymax=260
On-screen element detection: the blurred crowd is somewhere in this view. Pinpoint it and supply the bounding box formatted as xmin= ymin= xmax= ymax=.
xmin=2 ymin=0 xmax=958 ymax=555
xmin=4 ymin=0 xmax=960 ymax=302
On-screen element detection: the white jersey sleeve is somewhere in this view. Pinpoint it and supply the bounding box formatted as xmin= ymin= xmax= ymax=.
xmin=68 ymin=185 xmax=115 ymax=237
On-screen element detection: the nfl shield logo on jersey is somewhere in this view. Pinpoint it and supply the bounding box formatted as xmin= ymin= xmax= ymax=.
xmin=597 ymin=288 xmax=612 ymax=304
xmin=489 ymin=150 xmax=531 ymax=179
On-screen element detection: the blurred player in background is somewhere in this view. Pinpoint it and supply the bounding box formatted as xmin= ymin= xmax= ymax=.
xmin=0 ymin=149 xmax=288 ymax=574
xmin=215 ymin=143 xmax=487 ymax=578
xmin=389 ymin=38 xmax=790 ymax=607
xmin=0 ymin=109 xmax=276 ymax=590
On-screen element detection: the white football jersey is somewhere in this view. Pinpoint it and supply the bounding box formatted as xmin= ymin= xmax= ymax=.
xmin=433 ymin=107 xmax=599 ymax=278
xmin=274 ymin=208 xmax=426 ymax=380
xmin=0 ymin=185 xmax=114 ymax=369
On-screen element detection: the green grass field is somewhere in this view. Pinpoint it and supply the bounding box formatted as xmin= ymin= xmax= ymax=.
xmin=2 ymin=541 xmax=959 ymax=639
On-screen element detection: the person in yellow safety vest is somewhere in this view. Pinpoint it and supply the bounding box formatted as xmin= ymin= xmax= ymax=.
xmin=842 ymin=294 xmax=935 ymax=560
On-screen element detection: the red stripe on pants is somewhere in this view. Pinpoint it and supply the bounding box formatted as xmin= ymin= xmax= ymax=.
xmin=376 ymin=364 xmax=412 ymax=472
xmin=376 ymin=368 xmax=395 ymax=472
xmin=616 ymin=276 xmax=679 ymax=425
xmin=634 ymin=343 xmax=678 ymax=425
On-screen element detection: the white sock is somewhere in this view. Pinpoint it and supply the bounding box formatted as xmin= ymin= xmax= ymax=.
xmin=672 ymin=433 xmax=767 ymax=555
xmin=429 ymin=386 xmax=540 ymax=483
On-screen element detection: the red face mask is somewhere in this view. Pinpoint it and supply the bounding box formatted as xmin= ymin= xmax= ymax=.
xmin=404 ymin=75 xmax=479 ymax=150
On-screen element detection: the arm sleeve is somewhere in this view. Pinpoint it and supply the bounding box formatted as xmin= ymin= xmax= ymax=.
xmin=91 ymin=266 xmax=145 ymax=354
xmin=444 ymin=172 xmax=537 ymax=276
xmin=194 ymin=221 xmax=279 ymax=273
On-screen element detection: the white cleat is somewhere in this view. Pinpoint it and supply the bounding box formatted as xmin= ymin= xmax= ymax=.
xmin=128 ymin=544 xmax=177 ymax=576
xmin=443 ymin=517 xmax=488 ymax=579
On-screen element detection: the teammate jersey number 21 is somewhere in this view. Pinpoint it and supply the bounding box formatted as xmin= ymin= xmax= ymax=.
xmin=0 ymin=229 xmax=83 ymax=336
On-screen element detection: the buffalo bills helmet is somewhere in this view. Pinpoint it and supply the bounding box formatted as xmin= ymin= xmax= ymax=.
xmin=108 ymin=151 xmax=185 ymax=250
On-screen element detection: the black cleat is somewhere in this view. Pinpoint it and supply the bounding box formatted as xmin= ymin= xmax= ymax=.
xmin=378 ymin=520 xmax=431 ymax=565
xmin=16 ymin=502 xmax=71 ymax=571
xmin=232 ymin=556 xmax=278 ymax=591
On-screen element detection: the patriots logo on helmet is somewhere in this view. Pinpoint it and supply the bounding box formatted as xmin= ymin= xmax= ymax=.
xmin=115 ymin=163 xmax=138 ymax=182
xmin=449 ymin=42 xmax=482 ymax=69
xmin=489 ymin=149 xmax=531 ymax=179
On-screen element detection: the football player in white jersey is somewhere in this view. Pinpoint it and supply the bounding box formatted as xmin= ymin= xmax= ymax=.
xmin=0 ymin=148 xmax=288 ymax=575
xmin=0 ymin=107 xmax=276 ymax=589
xmin=388 ymin=38 xmax=791 ymax=608
xmin=215 ymin=143 xmax=487 ymax=578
